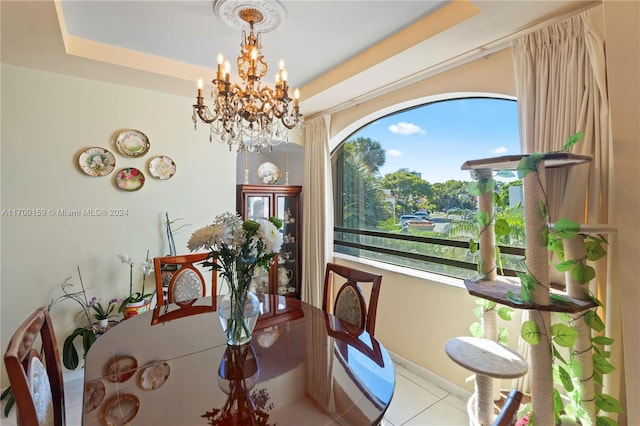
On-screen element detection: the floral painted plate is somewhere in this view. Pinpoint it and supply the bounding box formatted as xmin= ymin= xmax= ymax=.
xmin=140 ymin=362 xmax=170 ymax=390
xmin=103 ymin=394 xmax=139 ymax=426
xmin=115 ymin=168 xmax=145 ymax=192
xmin=79 ymin=147 xmax=116 ymax=177
xmin=83 ymin=380 xmax=105 ymax=413
xmin=257 ymin=161 xmax=281 ymax=184
xmin=115 ymin=129 xmax=150 ymax=157
xmin=106 ymin=355 xmax=138 ymax=382
xmin=148 ymin=156 xmax=176 ymax=180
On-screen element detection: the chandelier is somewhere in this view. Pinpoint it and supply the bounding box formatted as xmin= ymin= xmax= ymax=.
xmin=192 ymin=6 xmax=303 ymax=153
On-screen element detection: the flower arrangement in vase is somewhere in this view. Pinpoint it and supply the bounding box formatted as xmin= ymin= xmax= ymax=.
xmin=118 ymin=250 xmax=154 ymax=319
xmin=188 ymin=212 xmax=282 ymax=345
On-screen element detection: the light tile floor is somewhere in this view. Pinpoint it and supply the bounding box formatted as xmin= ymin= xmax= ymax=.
xmin=1 ymin=361 xmax=470 ymax=426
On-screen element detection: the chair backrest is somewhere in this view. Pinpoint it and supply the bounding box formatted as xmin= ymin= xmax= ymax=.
xmin=4 ymin=307 xmax=65 ymax=426
xmin=322 ymin=262 xmax=383 ymax=336
xmin=153 ymin=253 xmax=216 ymax=305
xmin=493 ymin=389 xmax=524 ymax=426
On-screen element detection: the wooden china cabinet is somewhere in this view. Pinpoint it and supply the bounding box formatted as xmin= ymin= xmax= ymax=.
xmin=236 ymin=184 xmax=302 ymax=299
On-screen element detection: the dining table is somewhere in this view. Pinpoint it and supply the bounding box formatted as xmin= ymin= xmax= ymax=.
xmin=81 ymin=294 xmax=395 ymax=425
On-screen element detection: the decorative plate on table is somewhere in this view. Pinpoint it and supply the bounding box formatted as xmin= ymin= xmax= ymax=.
xmin=257 ymin=161 xmax=281 ymax=184
xmin=148 ymin=156 xmax=176 ymax=180
xmin=140 ymin=362 xmax=171 ymax=390
xmin=104 ymin=394 xmax=139 ymax=426
xmin=106 ymin=355 xmax=138 ymax=383
xmin=79 ymin=147 xmax=116 ymax=177
xmin=115 ymin=129 xmax=150 ymax=157
xmin=115 ymin=168 xmax=145 ymax=192
xmin=83 ymin=380 xmax=105 ymax=413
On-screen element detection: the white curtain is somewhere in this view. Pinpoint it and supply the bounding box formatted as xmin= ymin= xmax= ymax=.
xmin=302 ymin=115 xmax=333 ymax=307
xmin=512 ymin=6 xmax=623 ymax=421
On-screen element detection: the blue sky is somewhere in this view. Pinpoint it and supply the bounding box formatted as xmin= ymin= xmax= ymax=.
xmin=351 ymin=97 xmax=521 ymax=183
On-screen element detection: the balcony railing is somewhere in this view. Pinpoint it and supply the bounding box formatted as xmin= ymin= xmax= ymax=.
xmin=334 ymin=227 xmax=526 ymax=280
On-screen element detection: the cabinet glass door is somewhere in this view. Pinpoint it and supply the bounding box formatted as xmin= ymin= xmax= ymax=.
xmin=276 ymin=195 xmax=298 ymax=296
xmin=247 ymin=195 xmax=270 ymax=221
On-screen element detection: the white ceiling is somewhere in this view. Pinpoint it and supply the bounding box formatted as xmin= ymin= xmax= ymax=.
xmin=1 ymin=0 xmax=597 ymax=117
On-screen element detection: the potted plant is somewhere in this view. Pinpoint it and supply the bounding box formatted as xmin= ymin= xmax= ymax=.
xmin=88 ymin=297 xmax=121 ymax=328
xmin=118 ymin=250 xmax=154 ymax=319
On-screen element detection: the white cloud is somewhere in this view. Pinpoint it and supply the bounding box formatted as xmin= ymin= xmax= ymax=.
xmin=386 ymin=149 xmax=402 ymax=157
xmin=388 ymin=122 xmax=426 ymax=135
xmin=492 ymin=146 xmax=508 ymax=154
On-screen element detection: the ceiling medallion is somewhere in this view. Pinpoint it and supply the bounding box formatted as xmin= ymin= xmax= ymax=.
xmin=214 ymin=0 xmax=286 ymax=33
xmin=193 ymin=0 xmax=302 ymax=153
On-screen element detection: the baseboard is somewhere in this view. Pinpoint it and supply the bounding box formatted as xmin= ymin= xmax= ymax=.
xmin=388 ymin=351 xmax=472 ymax=401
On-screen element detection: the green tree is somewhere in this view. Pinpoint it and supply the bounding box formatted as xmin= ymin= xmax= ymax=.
xmin=336 ymin=143 xmax=389 ymax=229
xmin=430 ymin=180 xmax=476 ymax=212
xmin=381 ymin=171 xmax=431 ymax=214
xmin=343 ymin=137 xmax=386 ymax=175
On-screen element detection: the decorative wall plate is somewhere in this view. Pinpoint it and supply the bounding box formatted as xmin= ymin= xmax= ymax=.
xmin=115 ymin=168 xmax=145 ymax=192
xmin=104 ymin=394 xmax=139 ymax=426
xmin=115 ymin=129 xmax=150 ymax=157
xmin=106 ymin=355 xmax=138 ymax=382
xmin=79 ymin=147 xmax=116 ymax=177
xmin=257 ymin=161 xmax=281 ymax=184
xmin=83 ymin=380 xmax=105 ymax=413
xmin=140 ymin=362 xmax=170 ymax=390
xmin=148 ymin=156 xmax=176 ymax=180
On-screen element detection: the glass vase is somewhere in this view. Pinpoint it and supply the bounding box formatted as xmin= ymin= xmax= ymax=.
xmin=218 ymin=290 xmax=260 ymax=346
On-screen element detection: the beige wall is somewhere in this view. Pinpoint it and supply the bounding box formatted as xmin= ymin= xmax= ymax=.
xmin=603 ymin=2 xmax=640 ymax=425
xmin=0 ymin=65 xmax=238 ymax=384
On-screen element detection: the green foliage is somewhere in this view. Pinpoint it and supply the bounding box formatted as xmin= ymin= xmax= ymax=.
xmin=381 ymin=171 xmax=432 ymax=214
xmin=593 ymin=353 xmax=616 ymax=375
xmin=340 ymin=145 xmax=390 ymax=227
xmin=592 ymin=336 xmax=615 ymax=346
xmin=554 ymin=218 xmax=581 ymax=239
xmin=521 ymin=320 xmax=542 ymax=345
xmin=597 ymin=416 xmax=618 ymax=426
xmin=595 ymin=393 xmax=624 ymax=413
xmin=62 ymin=327 xmax=97 ymax=370
xmin=467 ymin=176 xmax=494 ymax=196
xmin=585 ymin=237 xmax=607 ymax=261
xmin=563 ymin=132 xmax=585 ymax=151
xmin=551 ymin=323 xmax=579 ymax=348
xmin=1 ymin=387 xmax=14 ymax=418
xmin=553 ymin=364 xmax=575 ymax=392
xmin=498 ymin=306 xmax=514 ymax=321
xmin=343 ymin=137 xmax=386 ymax=175
xmin=572 ymin=263 xmax=596 ymax=284
xmin=494 ymin=218 xmax=510 ymax=237
xmin=518 ymin=151 xmax=545 ymax=178
xmin=475 ymin=210 xmax=491 ymax=227
xmin=585 ymin=310 xmax=605 ymax=332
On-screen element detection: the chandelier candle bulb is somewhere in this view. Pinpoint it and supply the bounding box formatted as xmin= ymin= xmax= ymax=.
xmin=197 ymin=79 xmax=203 ymax=98
xmin=217 ymin=53 xmax=224 ymax=79
xmin=294 ymin=89 xmax=299 ymax=107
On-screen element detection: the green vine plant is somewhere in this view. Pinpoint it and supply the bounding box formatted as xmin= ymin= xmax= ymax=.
xmin=469 ymin=298 xmax=514 ymax=344
xmin=497 ymin=132 xmax=622 ymax=426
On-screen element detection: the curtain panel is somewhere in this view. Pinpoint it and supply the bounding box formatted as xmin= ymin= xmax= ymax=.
xmin=512 ymin=6 xmax=623 ymax=423
xmin=302 ymin=115 xmax=333 ymax=307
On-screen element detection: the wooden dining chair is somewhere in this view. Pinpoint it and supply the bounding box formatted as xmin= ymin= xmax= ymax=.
xmin=4 ymin=307 xmax=65 ymax=426
xmin=153 ymin=253 xmax=216 ymax=305
xmin=493 ymin=389 xmax=524 ymax=426
xmin=322 ymin=262 xmax=383 ymax=336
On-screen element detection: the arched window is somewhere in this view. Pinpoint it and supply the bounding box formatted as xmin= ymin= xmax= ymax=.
xmin=331 ymin=96 xmax=525 ymax=280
